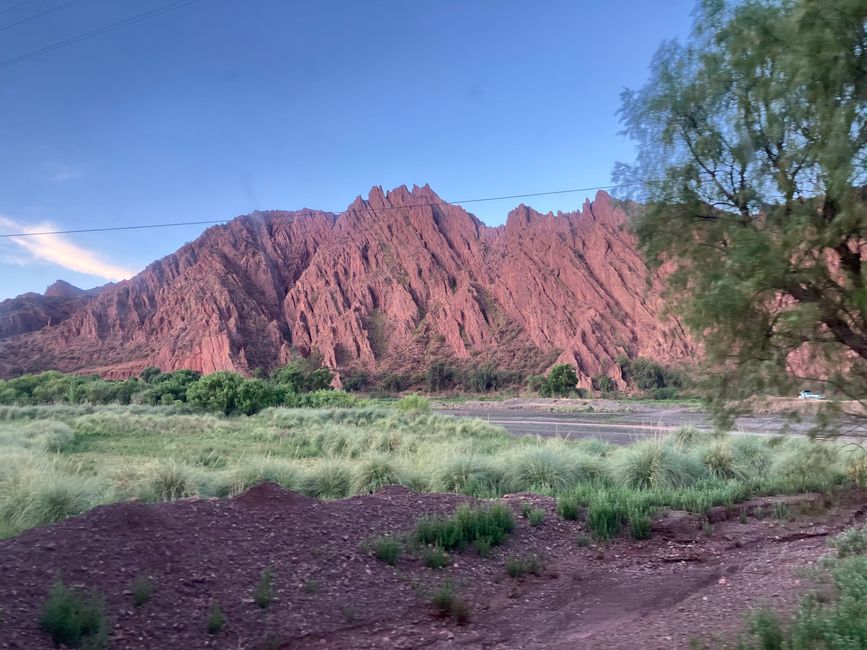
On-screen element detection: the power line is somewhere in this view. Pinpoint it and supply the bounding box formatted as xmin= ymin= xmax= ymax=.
xmin=0 ymin=0 xmax=202 ymax=69
xmin=0 ymin=184 xmax=631 ymax=238
xmin=0 ymin=0 xmax=40 ymax=16
xmin=0 ymin=0 xmax=85 ymax=33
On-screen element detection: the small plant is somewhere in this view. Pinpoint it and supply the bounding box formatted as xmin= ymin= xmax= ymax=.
xmin=527 ymin=507 xmax=546 ymax=527
xmin=556 ymin=495 xmax=581 ymax=521
xmin=342 ymin=606 xmax=357 ymax=623
xmin=772 ymin=502 xmax=792 ymax=521
xmin=577 ymin=535 xmax=591 ymax=547
xmin=431 ymin=580 xmax=470 ymax=624
xmin=372 ymin=536 xmax=401 ymax=565
xmin=506 ymin=554 xmax=543 ymax=579
xmin=628 ymin=507 xmax=652 ymax=540
xmin=703 ymin=522 xmax=714 ymax=537
xmin=302 ymin=580 xmax=319 ymax=593
xmin=39 ymin=579 xmax=107 ymax=648
xmin=253 ymin=569 xmax=275 ymax=608
xmin=131 ymin=574 xmax=153 ymax=607
xmin=473 ymin=536 xmax=492 ymax=557
xmin=422 ymin=546 xmax=450 ymax=569
xmin=206 ymin=601 xmax=225 ymax=634
xmin=415 ymin=503 xmax=515 ymax=551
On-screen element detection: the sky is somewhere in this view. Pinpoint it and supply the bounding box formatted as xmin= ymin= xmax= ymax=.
xmin=0 ymin=0 xmax=694 ymax=300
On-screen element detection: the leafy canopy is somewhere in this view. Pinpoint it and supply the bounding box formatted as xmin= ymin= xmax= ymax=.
xmin=616 ymin=0 xmax=867 ymax=415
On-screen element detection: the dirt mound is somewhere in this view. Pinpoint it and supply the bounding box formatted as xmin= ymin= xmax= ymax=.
xmin=0 ymin=486 xmax=863 ymax=649
xmin=233 ymin=481 xmax=318 ymax=509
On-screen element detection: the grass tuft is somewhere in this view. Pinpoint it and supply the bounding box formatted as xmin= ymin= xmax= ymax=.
xmin=253 ymin=569 xmax=275 ymax=608
xmin=39 ymin=579 xmax=107 ymax=648
xmin=372 ymin=537 xmax=401 ymax=565
xmin=206 ymin=601 xmax=225 ymax=634
xmin=415 ymin=503 xmax=515 ymax=551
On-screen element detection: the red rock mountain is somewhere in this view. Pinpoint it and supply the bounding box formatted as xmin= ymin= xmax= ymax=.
xmin=0 ymin=185 xmax=692 ymax=383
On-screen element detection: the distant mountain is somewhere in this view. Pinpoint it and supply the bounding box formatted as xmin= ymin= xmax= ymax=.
xmin=0 ymin=185 xmax=693 ymax=383
xmin=0 ymin=280 xmax=106 ymax=341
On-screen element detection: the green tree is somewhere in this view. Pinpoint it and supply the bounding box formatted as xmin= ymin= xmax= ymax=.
xmin=541 ymin=364 xmax=578 ymax=397
xmin=426 ymin=361 xmax=456 ymax=392
xmin=186 ymin=372 xmax=244 ymax=415
xmin=271 ymin=358 xmax=333 ymax=393
xmin=616 ymin=0 xmax=867 ymax=418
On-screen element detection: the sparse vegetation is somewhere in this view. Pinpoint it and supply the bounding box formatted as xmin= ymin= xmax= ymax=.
xmin=506 ymin=554 xmax=543 ymax=578
xmin=431 ymin=580 xmax=470 ymax=624
xmin=372 ymin=537 xmax=401 ymax=565
xmin=206 ymin=601 xmax=225 ymax=634
xmin=253 ymin=569 xmax=275 ymax=608
xmin=131 ymin=575 xmax=153 ymax=607
xmin=39 ymin=579 xmax=107 ymax=648
xmin=422 ymin=546 xmax=450 ymax=569
xmin=415 ymin=503 xmax=515 ymax=551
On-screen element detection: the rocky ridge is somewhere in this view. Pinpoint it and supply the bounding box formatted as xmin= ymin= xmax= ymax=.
xmin=0 ymin=185 xmax=692 ymax=383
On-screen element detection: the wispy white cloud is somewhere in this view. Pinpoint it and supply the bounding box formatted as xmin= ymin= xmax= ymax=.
xmin=46 ymin=163 xmax=82 ymax=183
xmin=0 ymin=215 xmax=137 ymax=282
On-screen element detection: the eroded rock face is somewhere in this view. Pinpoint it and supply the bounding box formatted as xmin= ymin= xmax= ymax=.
xmin=0 ymin=281 xmax=104 ymax=340
xmin=0 ymin=187 xmax=693 ymax=381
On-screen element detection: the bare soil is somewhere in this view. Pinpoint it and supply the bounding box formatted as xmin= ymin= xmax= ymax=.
xmin=0 ymin=485 xmax=864 ymax=649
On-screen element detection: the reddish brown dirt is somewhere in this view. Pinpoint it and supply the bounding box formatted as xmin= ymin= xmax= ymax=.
xmin=0 ymin=485 xmax=863 ymax=649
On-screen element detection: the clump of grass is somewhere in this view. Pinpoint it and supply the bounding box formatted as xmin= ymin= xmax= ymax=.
xmin=431 ymin=455 xmax=503 ymax=496
xmin=431 ymin=580 xmax=469 ymax=624
xmin=506 ymin=554 xmax=543 ymax=578
xmin=131 ymin=574 xmax=153 ymax=607
xmin=627 ymin=505 xmax=652 ymax=540
xmin=830 ymin=523 xmax=867 ymax=559
xmin=253 ymin=569 xmax=275 ymax=608
xmin=149 ymin=461 xmax=196 ymax=501
xmin=39 ymin=579 xmax=107 ymax=648
xmin=393 ymin=394 xmax=431 ymax=412
xmin=206 ymin=602 xmax=225 ymax=634
xmin=527 ymin=507 xmax=546 ymax=527
xmin=422 ymin=546 xmax=450 ymax=569
xmin=505 ymin=448 xmax=574 ymax=492
xmin=702 ymin=441 xmax=744 ymax=480
xmin=670 ymin=425 xmax=702 ymax=448
xmin=352 ymin=455 xmax=403 ymax=494
xmin=770 ymin=442 xmax=843 ymax=492
xmin=372 ymin=537 xmax=401 ymax=565
xmin=612 ymin=439 xmax=705 ymax=489
xmin=415 ymin=503 xmax=515 ymax=551
xmin=303 ymin=462 xmax=352 ymax=499
xmin=473 ymin=536 xmax=492 ymax=557
xmin=587 ymin=492 xmax=625 ymax=540
xmin=556 ymin=495 xmax=582 ymax=521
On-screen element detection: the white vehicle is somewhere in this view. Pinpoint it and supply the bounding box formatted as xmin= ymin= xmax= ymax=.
xmin=799 ymin=390 xmax=825 ymax=400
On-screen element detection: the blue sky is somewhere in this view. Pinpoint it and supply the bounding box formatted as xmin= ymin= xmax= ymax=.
xmin=0 ymin=0 xmax=694 ymax=299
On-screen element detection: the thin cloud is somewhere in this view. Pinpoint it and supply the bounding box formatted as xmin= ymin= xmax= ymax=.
xmin=0 ymin=215 xmax=137 ymax=282
xmin=46 ymin=163 xmax=82 ymax=183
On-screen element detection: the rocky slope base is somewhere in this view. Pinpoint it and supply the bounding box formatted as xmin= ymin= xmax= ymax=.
xmin=0 ymin=186 xmax=692 ymax=381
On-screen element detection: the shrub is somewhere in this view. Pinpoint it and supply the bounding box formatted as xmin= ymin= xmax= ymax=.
xmin=627 ymin=505 xmax=652 ymax=540
xmin=206 ymin=601 xmax=225 ymax=634
xmin=422 ymin=546 xmax=450 ymax=569
xmin=352 ymin=455 xmax=402 ymax=494
xmin=770 ymin=442 xmax=843 ymax=491
xmin=702 ymin=441 xmax=745 ymax=480
xmin=131 ymin=575 xmax=153 ymax=607
xmin=372 ymin=537 xmax=401 ymax=565
xmin=592 ymin=374 xmax=617 ymax=394
xmin=506 ymin=448 xmax=574 ymax=492
xmin=587 ymin=492 xmax=625 ymax=540
xmin=432 ymin=455 xmax=504 ymax=496
xmin=613 ymin=440 xmax=705 ymax=489
xmin=39 ymin=579 xmax=107 ymax=648
xmin=253 ymin=569 xmax=275 ymax=608
xmin=526 ymin=375 xmax=546 ymax=393
xmin=426 ymin=361 xmax=457 ymax=392
xmin=539 ymin=364 xmax=578 ymax=397
xmin=506 ymin=554 xmax=543 ymax=578
xmin=271 ymin=359 xmax=333 ymax=393
xmin=149 ymin=461 xmax=196 ymax=501
xmin=431 ymin=580 xmax=469 ymax=624
xmin=304 ymin=462 xmax=352 ymax=499
xmin=831 ymin=523 xmax=867 ymax=559
xmin=556 ymin=495 xmax=582 ymax=521
xmin=393 ymin=394 xmax=431 ymax=412
xmin=527 ymin=507 xmax=545 ymax=527
xmin=415 ymin=503 xmax=515 ymax=551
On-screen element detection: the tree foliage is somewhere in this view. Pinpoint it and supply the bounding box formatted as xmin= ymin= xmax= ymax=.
xmin=616 ymin=0 xmax=867 ymax=415
xmin=539 ymin=364 xmax=579 ymax=397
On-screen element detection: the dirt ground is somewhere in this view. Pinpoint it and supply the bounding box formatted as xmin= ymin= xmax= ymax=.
xmin=0 ymin=485 xmax=864 ymax=649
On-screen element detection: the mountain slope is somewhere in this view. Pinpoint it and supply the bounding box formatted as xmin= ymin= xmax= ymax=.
xmin=0 ymin=186 xmax=692 ymax=382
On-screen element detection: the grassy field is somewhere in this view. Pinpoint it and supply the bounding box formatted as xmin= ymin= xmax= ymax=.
xmin=0 ymin=403 xmax=864 ymax=539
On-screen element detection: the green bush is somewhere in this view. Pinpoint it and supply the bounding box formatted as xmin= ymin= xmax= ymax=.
xmin=131 ymin=575 xmax=153 ymax=607
xmin=431 ymin=580 xmax=469 ymax=624
xmin=253 ymin=569 xmax=275 ymax=608
xmin=271 ymin=358 xmax=333 ymax=393
xmin=415 ymin=503 xmax=515 ymax=551
xmin=613 ymin=440 xmax=705 ymax=489
xmin=426 ymin=361 xmax=457 ymax=392
xmin=39 ymin=579 xmax=107 ymax=648
xmin=432 ymin=455 xmax=504 ymax=496
xmin=372 ymin=537 xmax=401 ymax=565
xmin=592 ymin=374 xmax=617 ymax=394
xmin=506 ymin=448 xmax=575 ymax=492
xmin=304 ymin=462 xmax=352 ymax=499
xmin=352 ymin=455 xmax=403 ymax=493
xmin=393 ymin=394 xmax=431 ymax=412
xmin=422 ymin=546 xmax=450 ymax=569
xmin=206 ymin=601 xmax=225 ymax=634
xmin=556 ymin=495 xmax=582 ymax=521
xmin=506 ymin=554 xmax=543 ymax=578
xmin=539 ymin=364 xmax=578 ymax=397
